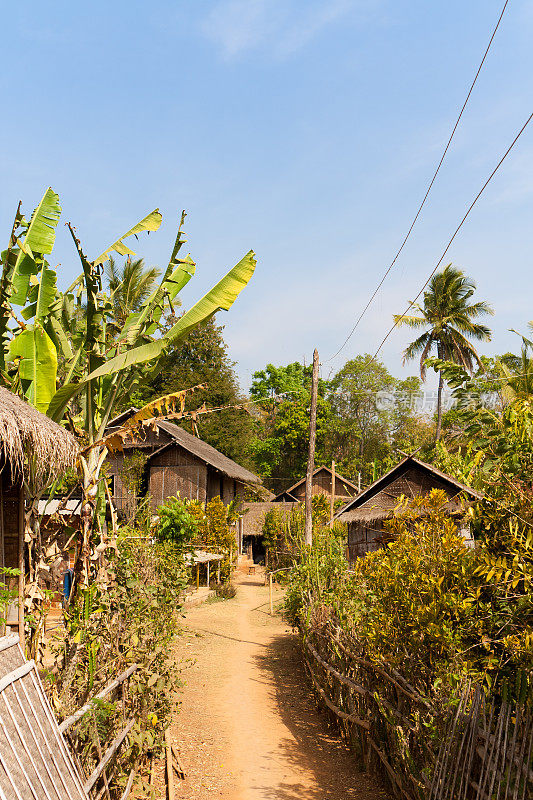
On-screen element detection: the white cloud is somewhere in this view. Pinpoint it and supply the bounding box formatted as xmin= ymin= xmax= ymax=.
xmin=201 ymin=0 xmax=380 ymax=60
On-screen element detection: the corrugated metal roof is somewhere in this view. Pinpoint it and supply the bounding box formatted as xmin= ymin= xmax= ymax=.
xmin=37 ymin=499 xmax=82 ymax=516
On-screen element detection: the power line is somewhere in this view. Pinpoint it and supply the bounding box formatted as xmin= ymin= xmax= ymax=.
xmin=326 ymin=0 xmax=510 ymax=363
xmin=370 ymin=110 xmax=533 ymax=363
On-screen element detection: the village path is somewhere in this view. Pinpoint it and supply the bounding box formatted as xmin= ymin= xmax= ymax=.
xmin=168 ymin=569 xmax=389 ymax=800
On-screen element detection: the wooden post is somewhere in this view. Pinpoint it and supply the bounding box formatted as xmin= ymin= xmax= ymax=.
xmin=0 ymin=481 xmax=4 ymax=638
xmin=165 ymin=728 xmax=175 ymax=800
xmin=269 ymin=573 xmax=273 ymax=616
xmin=217 ymin=562 xmax=221 ymax=584
xmin=196 ymin=563 xmax=199 ymax=590
xmin=330 ymin=460 xmax=336 ymax=525
xmin=304 ymin=349 xmax=319 ymax=547
xmin=206 ymin=560 xmax=210 ymax=588
xmin=18 ymin=485 xmax=25 ymax=653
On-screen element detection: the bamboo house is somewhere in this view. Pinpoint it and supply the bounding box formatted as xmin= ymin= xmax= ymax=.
xmin=334 ymin=455 xmax=483 ymax=561
xmin=0 ymin=388 xmax=78 ymax=631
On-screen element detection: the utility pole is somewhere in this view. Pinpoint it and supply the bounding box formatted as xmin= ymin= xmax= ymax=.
xmin=330 ymin=460 xmax=336 ymax=525
xmin=304 ymin=349 xmax=319 ymax=547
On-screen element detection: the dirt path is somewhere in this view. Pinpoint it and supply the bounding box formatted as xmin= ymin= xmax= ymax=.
xmin=169 ymin=570 xmax=389 ymax=800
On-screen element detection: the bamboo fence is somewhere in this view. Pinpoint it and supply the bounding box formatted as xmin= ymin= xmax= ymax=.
xmin=303 ymin=620 xmax=533 ymax=800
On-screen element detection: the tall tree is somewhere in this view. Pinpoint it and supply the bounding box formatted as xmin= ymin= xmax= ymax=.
xmin=394 ymin=264 xmax=493 ymax=441
xmin=249 ymin=361 xmax=330 ymax=492
xmin=105 ymin=256 xmax=161 ymax=330
xmin=130 ymin=316 xmax=255 ymax=465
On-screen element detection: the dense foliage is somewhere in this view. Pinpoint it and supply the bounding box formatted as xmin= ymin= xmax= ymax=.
xmin=47 ymin=533 xmax=186 ymax=798
xmin=130 ymin=317 xmax=255 ymax=466
xmin=250 ymin=355 xmax=433 ymax=491
xmin=287 ymin=488 xmax=533 ymax=699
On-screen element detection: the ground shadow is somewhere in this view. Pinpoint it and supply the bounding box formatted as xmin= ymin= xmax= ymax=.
xmin=252 ymin=630 xmax=390 ymax=800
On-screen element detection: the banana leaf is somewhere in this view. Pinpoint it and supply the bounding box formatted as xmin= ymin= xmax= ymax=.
xmin=46 ymin=249 xmax=256 ymax=421
xmin=11 ymin=188 xmax=61 ymax=305
xmin=21 ymin=266 xmax=58 ymax=321
xmin=9 ymin=323 xmax=58 ymax=413
xmin=93 ymin=209 xmax=162 ymax=266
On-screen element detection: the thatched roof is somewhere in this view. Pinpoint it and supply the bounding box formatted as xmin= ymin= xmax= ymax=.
xmin=273 ymin=465 xmax=358 ymax=502
xmin=0 ymin=388 xmax=78 ymax=486
xmin=335 ymin=456 xmax=483 ymax=525
xmin=241 ymin=501 xmax=298 ymax=536
xmin=107 ymin=407 xmax=261 ymax=485
xmin=150 ymin=421 xmax=261 ymax=485
xmin=339 ymin=499 xmax=467 ymax=524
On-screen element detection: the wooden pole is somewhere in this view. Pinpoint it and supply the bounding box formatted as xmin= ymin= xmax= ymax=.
xmin=330 ymin=460 xmax=336 ymax=525
xmin=165 ymin=728 xmax=175 ymax=800
xmin=18 ymin=485 xmax=25 ymax=653
xmin=206 ymin=560 xmax=210 ymax=588
xmin=196 ymin=563 xmax=199 ymax=590
xmin=304 ymin=349 xmax=319 ymax=547
xmin=60 ymin=663 xmax=140 ymax=733
xmin=269 ymin=573 xmax=273 ymax=616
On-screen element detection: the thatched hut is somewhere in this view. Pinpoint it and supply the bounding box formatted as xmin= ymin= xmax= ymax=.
xmin=273 ymin=465 xmax=358 ymax=503
xmin=334 ymin=456 xmax=483 ymax=561
xmin=0 ymin=388 xmax=78 ymax=633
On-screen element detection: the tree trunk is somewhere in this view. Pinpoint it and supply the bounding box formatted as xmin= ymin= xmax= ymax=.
xmin=435 ymin=370 xmax=444 ymax=442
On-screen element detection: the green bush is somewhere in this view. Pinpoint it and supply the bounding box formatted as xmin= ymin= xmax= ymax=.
xmin=287 ymin=488 xmax=533 ymax=698
xmin=156 ymin=494 xmax=197 ymax=550
xmin=188 ymin=496 xmax=237 ymax=582
xmin=47 ymin=532 xmax=187 ymax=798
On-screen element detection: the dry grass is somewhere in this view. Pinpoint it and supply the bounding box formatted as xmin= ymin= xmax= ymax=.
xmin=0 ymin=387 xmax=78 ymax=486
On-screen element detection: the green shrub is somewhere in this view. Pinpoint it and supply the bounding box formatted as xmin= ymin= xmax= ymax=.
xmin=156 ymin=495 xmax=197 ymax=550
xmin=47 ymin=532 xmax=187 ymax=798
xmin=215 ymin=581 xmax=237 ymax=599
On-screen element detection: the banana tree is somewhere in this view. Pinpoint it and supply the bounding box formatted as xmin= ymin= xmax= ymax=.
xmin=48 ymin=210 xmax=255 ymax=586
xmin=2 ymin=190 xmax=256 ymax=595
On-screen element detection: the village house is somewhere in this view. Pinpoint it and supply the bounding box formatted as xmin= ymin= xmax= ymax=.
xmin=273 ymin=465 xmax=359 ymax=503
xmin=334 ymin=455 xmax=483 ymax=561
xmin=106 ymin=409 xmax=262 ymax=513
xmin=239 ymin=465 xmax=359 ymax=561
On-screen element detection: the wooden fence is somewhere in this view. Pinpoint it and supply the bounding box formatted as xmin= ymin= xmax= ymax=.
xmin=303 ymin=620 xmax=533 ymax=800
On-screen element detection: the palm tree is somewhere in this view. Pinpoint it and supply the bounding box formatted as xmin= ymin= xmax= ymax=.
xmin=394 ymin=264 xmax=493 ymax=441
xmin=105 ymin=256 xmax=162 ymax=329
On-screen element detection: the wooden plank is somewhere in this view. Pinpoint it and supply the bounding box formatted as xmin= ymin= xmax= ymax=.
xmin=120 ymin=769 xmax=136 ymax=800
xmin=306 ymin=663 xmax=369 ymax=730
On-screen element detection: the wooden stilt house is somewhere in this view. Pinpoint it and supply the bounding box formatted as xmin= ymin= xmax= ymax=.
xmin=0 ymin=388 xmax=78 ymax=631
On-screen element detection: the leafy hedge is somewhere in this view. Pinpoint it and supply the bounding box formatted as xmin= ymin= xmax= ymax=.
xmin=46 ymin=532 xmax=186 ymax=799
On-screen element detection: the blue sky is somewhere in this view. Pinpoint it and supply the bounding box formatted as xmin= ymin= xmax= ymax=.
xmin=1 ymin=1 xmax=532 ymax=390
